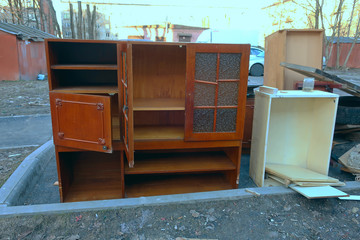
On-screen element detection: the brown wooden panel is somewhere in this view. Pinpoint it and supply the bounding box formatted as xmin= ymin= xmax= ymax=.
xmin=132 ymin=44 xmax=186 ymax=99
xmin=50 ymin=92 xmax=113 ymax=153
xmin=125 ymin=173 xmax=232 ymax=197
xmin=51 ymin=64 xmax=118 ymax=70
xmin=59 ymin=151 xmax=123 ymax=202
xmin=185 ymin=44 xmax=250 ymax=141
xmin=125 ymin=151 xmax=236 ymax=174
xmin=134 ymin=111 xmax=184 ymax=126
xmin=242 ymin=97 xmax=255 ymax=149
xmin=120 ymin=43 xmax=134 ymax=167
xmin=134 ymin=140 xmax=241 ymax=150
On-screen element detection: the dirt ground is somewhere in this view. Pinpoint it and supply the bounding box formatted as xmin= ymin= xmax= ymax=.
xmin=1 ymin=192 xmax=360 ymax=239
xmin=0 ymin=80 xmax=50 ymax=117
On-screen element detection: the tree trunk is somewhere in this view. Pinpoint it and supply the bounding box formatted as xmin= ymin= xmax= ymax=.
xmin=315 ymin=0 xmax=320 ymax=29
xmin=347 ymin=0 xmax=357 ymax=37
xmin=39 ymin=0 xmax=45 ymax=31
xmin=48 ymin=0 xmax=62 ymax=37
xmin=70 ymin=3 xmax=75 ymax=38
xmin=91 ymin=5 xmax=96 ymax=39
xmin=33 ymin=0 xmax=39 ymax=29
xmin=86 ymin=4 xmax=92 ymax=39
xmin=343 ymin=12 xmax=360 ymax=69
xmin=336 ymin=5 xmax=343 ymax=69
xmin=325 ymin=0 xmax=344 ymax=68
xmin=7 ymin=0 xmax=16 ymax=24
xmin=77 ymin=1 xmax=83 ymax=39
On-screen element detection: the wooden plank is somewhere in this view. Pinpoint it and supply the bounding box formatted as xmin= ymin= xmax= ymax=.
xmin=125 ymin=173 xmax=232 ymax=198
xmin=51 ymin=64 xmax=118 ymax=70
xmin=265 ymin=164 xmax=339 ymax=183
xmin=134 ymin=126 xmax=184 ymax=140
xmin=280 ymin=62 xmax=360 ymax=94
xmin=289 ymin=185 xmax=349 ymax=199
xmin=133 ymin=98 xmax=185 ymax=111
xmin=293 ymin=181 xmax=345 ymax=187
xmin=249 ymin=92 xmax=272 ymax=187
xmin=125 ymin=151 xmax=236 ymax=174
xmin=51 ymin=86 xmax=118 ymax=94
xmin=339 ymin=195 xmax=360 ymax=200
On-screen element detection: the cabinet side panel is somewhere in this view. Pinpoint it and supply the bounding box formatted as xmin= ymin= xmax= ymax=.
xmin=307 ymin=97 xmax=338 ymax=175
xmin=264 ymin=31 xmax=286 ymax=89
xmin=249 ymin=93 xmax=271 ymax=187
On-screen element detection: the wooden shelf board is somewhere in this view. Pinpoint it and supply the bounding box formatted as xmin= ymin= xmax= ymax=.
xmin=51 ymin=64 xmax=117 ymax=70
xmin=125 ymin=173 xmax=232 ymax=198
xmin=52 ymin=86 xmax=119 ymax=94
xmin=134 ymin=98 xmax=185 ymax=111
xmin=125 ymin=151 xmax=236 ymax=174
xmin=134 ymin=126 xmax=184 ymax=140
xmin=64 ymin=178 xmax=122 ymax=202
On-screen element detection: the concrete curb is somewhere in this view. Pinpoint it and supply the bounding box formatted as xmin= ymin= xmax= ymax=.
xmin=0 ymin=140 xmax=54 ymax=206
xmin=0 ymin=140 xmax=360 ymax=217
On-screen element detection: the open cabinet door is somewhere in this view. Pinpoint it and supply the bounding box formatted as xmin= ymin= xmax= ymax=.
xmin=119 ymin=43 xmax=134 ymax=167
xmin=185 ymin=44 xmax=250 ymax=141
xmin=49 ymin=92 xmax=113 ymax=153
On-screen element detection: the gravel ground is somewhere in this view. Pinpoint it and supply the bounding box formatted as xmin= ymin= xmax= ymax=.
xmin=1 ymin=192 xmax=360 ymax=239
xmin=0 ymin=80 xmax=49 ymax=117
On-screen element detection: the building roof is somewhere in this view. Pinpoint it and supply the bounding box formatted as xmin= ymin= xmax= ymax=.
xmin=0 ymin=22 xmax=56 ymax=41
xmin=327 ymin=36 xmax=360 ymax=44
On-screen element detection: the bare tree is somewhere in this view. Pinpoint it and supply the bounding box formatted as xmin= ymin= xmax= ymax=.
xmin=91 ymin=5 xmax=97 ymax=39
xmin=343 ymin=11 xmax=360 ymax=68
xmin=336 ymin=2 xmax=344 ymax=69
xmin=70 ymin=3 xmax=75 ymax=38
xmin=77 ymin=1 xmax=83 ymax=39
xmin=347 ymin=0 xmax=357 ymax=37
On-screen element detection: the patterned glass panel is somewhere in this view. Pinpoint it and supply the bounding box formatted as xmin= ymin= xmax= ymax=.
xmin=218 ymin=82 xmax=239 ymax=106
xmin=195 ymin=53 xmax=217 ymax=82
xmin=194 ymin=83 xmax=216 ymax=106
xmin=193 ymin=109 xmax=214 ymax=133
xmin=216 ymin=108 xmax=237 ymax=132
xmin=219 ymin=53 xmax=241 ymax=80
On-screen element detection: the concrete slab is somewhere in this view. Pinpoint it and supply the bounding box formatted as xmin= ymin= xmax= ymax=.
xmin=0 ymin=114 xmax=52 ymax=150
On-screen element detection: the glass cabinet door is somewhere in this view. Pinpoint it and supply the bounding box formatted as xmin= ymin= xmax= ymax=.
xmin=119 ymin=43 xmax=134 ymax=167
xmin=185 ymin=44 xmax=250 ymax=141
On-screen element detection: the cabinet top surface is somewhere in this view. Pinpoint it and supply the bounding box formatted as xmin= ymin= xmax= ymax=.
xmin=45 ymin=38 xmax=250 ymax=47
xmin=256 ymin=89 xmax=339 ymax=99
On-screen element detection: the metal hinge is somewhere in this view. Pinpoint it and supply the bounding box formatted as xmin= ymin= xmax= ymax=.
xmin=58 ymin=132 xmax=64 ymax=139
xmin=97 ymin=103 xmax=104 ymax=110
xmin=56 ymin=99 xmax=62 ymax=106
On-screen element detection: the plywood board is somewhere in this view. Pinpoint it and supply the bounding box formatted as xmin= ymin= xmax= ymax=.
xmin=265 ymin=164 xmax=339 ymax=183
xmin=249 ymin=92 xmax=272 ymax=187
xmin=294 ymin=181 xmax=345 ymax=187
xmin=290 ymin=185 xmax=349 ymax=199
xmin=339 ymin=195 xmax=360 ymax=200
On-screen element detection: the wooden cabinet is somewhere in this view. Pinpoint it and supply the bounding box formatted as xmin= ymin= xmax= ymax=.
xmin=46 ymin=39 xmax=250 ymax=202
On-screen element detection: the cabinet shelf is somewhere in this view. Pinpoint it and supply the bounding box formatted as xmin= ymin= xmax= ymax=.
xmin=51 ymin=86 xmax=119 ymax=94
xmin=134 ymin=126 xmax=184 ymax=140
xmin=125 ymin=151 xmax=236 ymax=174
xmin=51 ymin=64 xmax=118 ymax=70
xmin=134 ymin=98 xmax=185 ymax=111
xmin=125 ymin=173 xmax=232 ymax=198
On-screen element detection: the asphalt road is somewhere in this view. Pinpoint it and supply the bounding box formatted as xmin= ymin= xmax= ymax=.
xmin=0 ymin=114 xmax=52 ymax=150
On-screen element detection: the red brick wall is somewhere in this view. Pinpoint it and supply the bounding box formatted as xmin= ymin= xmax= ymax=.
xmin=0 ymin=31 xmax=20 ymax=81
xmin=17 ymin=39 xmax=47 ymax=80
